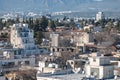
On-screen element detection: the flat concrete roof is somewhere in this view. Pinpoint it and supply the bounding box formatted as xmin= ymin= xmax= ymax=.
xmin=37 ymin=73 xmax=86 ymax=80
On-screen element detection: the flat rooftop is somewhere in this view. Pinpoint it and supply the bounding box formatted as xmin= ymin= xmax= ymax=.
xmin=37 ymin=73 xmax=86 ymax=80
xmin=37 ymin=73 xmax=120 ymax=80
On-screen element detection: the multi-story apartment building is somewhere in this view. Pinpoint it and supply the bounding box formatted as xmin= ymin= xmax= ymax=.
xmin=0 ymin=50 xmax=35 ymax=73
xmin=10 ymin=23 xmax=39 ymax=55
xmin=96 ymin=12 xmax=105 ymax=21
xmin=85 ymin=52 xmax=114 ymax=79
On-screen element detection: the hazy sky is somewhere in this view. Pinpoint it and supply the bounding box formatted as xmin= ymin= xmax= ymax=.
xmin=0 ymin=0 xmax=119 ymax=13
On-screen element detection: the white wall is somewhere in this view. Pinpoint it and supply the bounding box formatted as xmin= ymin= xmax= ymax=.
xmin=37 ymin=77 xmax=61 ymax=80
xmin=89 ymin=57 xmax=100 ymax=66
xmin=89 ymin=57 xmax=110 ymax=66
xmin=86 ymin=65 xmax=114 ymax=79
xmin=38 ymin=61 xmax=46 ymax=72
xmin=0 ymin=57 xmax=35 ymax=67
xmin=85 ymin=65 xmax=91 ymax=77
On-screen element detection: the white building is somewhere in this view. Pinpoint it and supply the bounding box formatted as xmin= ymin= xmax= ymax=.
xmin=96 ymin=12 xmax=104 ymax=21
xmin=71 ymin=32 xmax=94 ymax=47
xmin=50 ymin=33 xmax=60 ymax=47
xmin=85 ymin=52 xmax=114 ymax=79
xmin=37 ymin=60 xmax=59 ymax=73
xmin=0 ymin=50 xmax=35 ymax=72
xmin=10 ymin=23 xmax=39 ymax=55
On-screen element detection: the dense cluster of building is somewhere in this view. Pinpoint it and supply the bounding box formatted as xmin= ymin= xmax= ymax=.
xmin=0 ymin=12 xmax=120 ymax=80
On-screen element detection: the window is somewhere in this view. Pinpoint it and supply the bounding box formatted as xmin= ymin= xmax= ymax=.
xmin=18 ymin=61 xmax=22 ymax=66
xmin=25 ymin=61 xmax=30 ymax=65
xmin=91 ymin=68 xmax=99 ymax=78
xmin=71 ymin=62 xmax=73 ymax=64
xmin=75 ymin=62 xmax=78 ymax=65
xmin=24 ymin=39 xmax=28 ymax=43
xmin=8 ymin=62 xmax=15 ymax=68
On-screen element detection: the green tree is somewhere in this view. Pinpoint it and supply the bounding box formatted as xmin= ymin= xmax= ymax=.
xmin=6 ymin=19 xmax=15 ymax=27
xmin=116 ymin=21 xmax=120 ymax=32
xmin=40 ymin=16 xmax=48 ymax=31
xmin=104 ymin=21 xmax=114 ymax=34
xmin=34 ymin=31 xmax=44 ymax=45
xmin=0 ymin=19 xmax=4 ymax=30
xmin=48 ymin=20 xmax=56 ymax=31
xmin=69 ymin=19 xmax=75 ymax=29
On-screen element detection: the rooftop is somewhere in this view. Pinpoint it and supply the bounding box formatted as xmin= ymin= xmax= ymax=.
xmin=37 ymin=72 xmax=120 ymax=80
xmin=37 ymin=73 xmax=85 ymax=80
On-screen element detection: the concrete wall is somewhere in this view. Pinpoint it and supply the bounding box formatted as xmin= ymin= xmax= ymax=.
xmin=103 ymin=66 xmax=114 ymax=79
xmin=85 ymin=65 xmax=91 ymax=77
xmin=1 ymin=57 xmax=35 ymax=66
xmin=86 ymin=65 xmax=114 ymax=79
xmin=89 ymin=57 xmax=110 ymax=66
xmin=73 ymin=32 xmax=94 ymax=47
xmin=42 ymin=67 xmax=61 ymax=73
xmin=37 ymin=77 xmax=61 ymax=80
xmin=89 ymin=57 xmax=100 ymax=66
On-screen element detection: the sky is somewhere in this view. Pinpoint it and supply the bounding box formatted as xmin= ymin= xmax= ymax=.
xmin=0 ymin=0 xmax=119 ymax=13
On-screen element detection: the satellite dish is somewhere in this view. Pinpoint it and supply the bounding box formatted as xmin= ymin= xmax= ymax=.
xmin=114 ymin=75 xmax=118 ymax=80
xmin=50 ymin=53 xmax=53 ymax=56
xmin=42 ymin=38 xmax=45 ymax=42
xmin=82 ymin=70 xmax=85 ymax=74
xmin=44 ymin=57 xmax=48 ymax=61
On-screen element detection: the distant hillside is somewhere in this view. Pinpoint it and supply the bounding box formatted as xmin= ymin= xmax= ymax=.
xmin=0 ymin=0 xmax=120 ymax=13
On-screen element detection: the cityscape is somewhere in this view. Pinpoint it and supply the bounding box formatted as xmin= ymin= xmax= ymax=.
xmin=0 ymin=0 xmax=120 ymax=80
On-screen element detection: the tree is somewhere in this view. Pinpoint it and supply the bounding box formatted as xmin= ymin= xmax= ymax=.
xmin=34 ymin=31 xmax=44 ymax=45
xmin=40 ymin=16 xmax=48 ymax=31
xmin=0 ymin=19 xmax=4 ymax=30
xmin=6 ymin=19 xmax=15 ymax=27
xmin=28 ymin=17 xmax=34 ymax=29
xmin=115 ymin=21 xmax=120 ymax=32
xmin=104 ymin=21 xmax=114 ymax=34
xmin=48 ymin=20 xmax=56 ymax=31
xmin=69 ymin=19 xmax=75 ymax=29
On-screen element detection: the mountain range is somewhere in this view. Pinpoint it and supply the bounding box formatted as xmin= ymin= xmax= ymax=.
xmin=0 ymin=0 xmax=120 ymax=13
